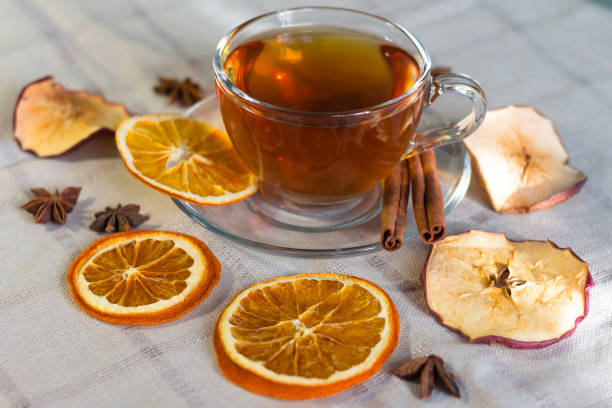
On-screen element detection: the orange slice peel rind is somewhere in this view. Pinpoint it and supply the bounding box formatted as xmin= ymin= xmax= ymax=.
xmin=214 ymin=273 xmax=399 ymax=399
xmin=115 ymin=114 xmax=258 ymax=206
xmin=67 ymin=230 xmax=221 ymax=325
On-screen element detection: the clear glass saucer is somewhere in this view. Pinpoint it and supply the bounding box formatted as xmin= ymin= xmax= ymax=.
xmin=173 ymin=96 xmax=471 ymax=257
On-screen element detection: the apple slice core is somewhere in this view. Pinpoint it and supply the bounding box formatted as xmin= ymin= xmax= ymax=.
xmin=423 ymin=230 xmax=592 ymax=348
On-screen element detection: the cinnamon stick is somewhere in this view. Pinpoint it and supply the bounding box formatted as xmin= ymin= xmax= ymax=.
xmin=407 ymin=150 xmax=446 ymax=244
xmin=380 ymin=160 xmax=410 ymax=251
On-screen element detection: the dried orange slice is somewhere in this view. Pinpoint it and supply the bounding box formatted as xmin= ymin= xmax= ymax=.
xmin=67 ymin=230 xmax=220 ymax=325
xmin=115 ymin=114 xmax=257 ymax=205
xmin=214 ymin=273 xmax=399 ymax=399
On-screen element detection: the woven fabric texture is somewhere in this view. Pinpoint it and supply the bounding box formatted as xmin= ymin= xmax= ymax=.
xmin=1 ymin=0 xmax=611 ymax=407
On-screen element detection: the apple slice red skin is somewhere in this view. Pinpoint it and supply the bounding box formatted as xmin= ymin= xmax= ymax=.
xmin=421 ymin=230 xmax=593 ymax=349
xmin=466 ymin=105 xmax=587 ymax=213
xmin=506 ymin=106 xmax=586 ymax=213
xmin=12 ymin=76 xmax=129 ymax=158
xmin=522 ymin=179 xmax=586 ymax=213
xmin=14 ymin=126 xmax=116 ymax=158
xmin=472 ymin=168 xmax=587 ymax=214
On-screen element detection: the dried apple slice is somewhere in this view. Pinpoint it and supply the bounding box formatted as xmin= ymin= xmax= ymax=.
xmin=423 ymin=230 xmax=592 ymax=349
xmin=13 ymin=76 xmax=129 ymax=157
xmin=464 ymin=105 xmax=586 ymax=212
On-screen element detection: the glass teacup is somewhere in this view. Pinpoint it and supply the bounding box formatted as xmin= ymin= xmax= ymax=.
xmin=213 ymin=7 xmax=486 ymax=230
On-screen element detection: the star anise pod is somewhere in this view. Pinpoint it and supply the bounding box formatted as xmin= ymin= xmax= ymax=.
xmin=392 ymin=355 xmax=460 ymax=399
xmin=21 ymin=187 xmax=81 ymax=224
xmin=153 ymin=76 xmax=202 ymax=106
xmin=431 ymin=66 xmax=452 ymax=77
xmin=89 ymin=204 xmax=149 ymax=233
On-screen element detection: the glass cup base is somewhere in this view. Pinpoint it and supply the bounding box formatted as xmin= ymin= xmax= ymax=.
xmin=177 ymin=96 xmax=472 ymax=257
xmin=246 ymin=184 xmax=382 ymax=231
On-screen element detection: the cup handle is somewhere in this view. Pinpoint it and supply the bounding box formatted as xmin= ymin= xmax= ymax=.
xmin=411 ymin=73 xmax=487 ymax=153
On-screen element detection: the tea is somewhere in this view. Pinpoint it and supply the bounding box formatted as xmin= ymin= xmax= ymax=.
xmin=219 ymin=27 xmax=423 ymax=201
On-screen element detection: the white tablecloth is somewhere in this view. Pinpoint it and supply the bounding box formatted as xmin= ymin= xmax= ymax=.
xmin=1 ymin=0 xmax=611 ymax=407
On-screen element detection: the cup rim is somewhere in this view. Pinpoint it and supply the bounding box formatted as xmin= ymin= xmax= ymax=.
xmin=213 ymin=6 xmax=432 ymax=118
